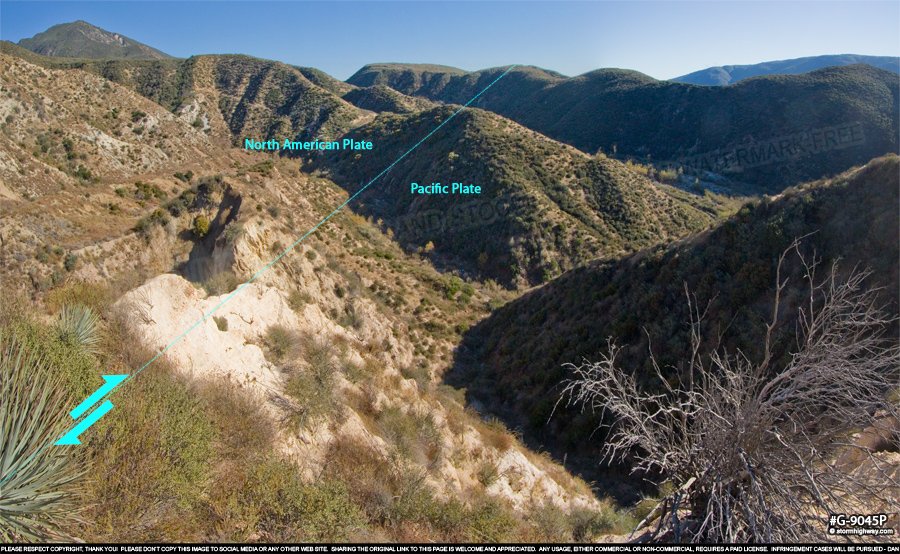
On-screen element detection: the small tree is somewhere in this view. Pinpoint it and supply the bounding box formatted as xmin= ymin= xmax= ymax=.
xmin=559 ymin=240 xmax=900 ymax=542
xmin=192 ymin=214 xmax=210 ymax=238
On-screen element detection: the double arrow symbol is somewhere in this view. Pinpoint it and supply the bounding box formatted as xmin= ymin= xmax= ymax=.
xmin=55 ymin=374 xmax=128 ymax=446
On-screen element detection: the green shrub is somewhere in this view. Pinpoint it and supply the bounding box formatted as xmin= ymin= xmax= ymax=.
xmin=6 ymin=319 xmax=100 ymax=402
xmin=197 ymin=377 xmax=274 ymax=462
xmin=459 ymin=283 xmax=475 ymax=305
xmin=223 ymin=221 xmax=243 ymax=244
xmin=247 ymin=160 xmax=274 ymax=176
xmin=213 ymin=316 xmax=228 ymax=332
xmin=443 ymin=276 xmax=463 ymax=300
xmin=242 ymin=459 xmax=364 ymax=541
xmin=192 ymin=215 xmax=210 ymax=238
xmin=63 ymin=253 xmax=78 ymax=272
xmin=284 ymin=337 xmax=339 ymax=428
xmin=400 ymin=364 xmax=431 ymax=390
xmin=631 ymin=496 xmax=659 ymax=523
xmin=134 ymin=181 xmax=166 ymax=201
xmin=164 ymin=187 xmax=197 ymax=216
xmin=529 ymin=503 xmax=572 ymax=542
xmin=201 ymin=272 xmax=242 ymax=296
xmin=35 ymin=246 xmax=50 ymax=264
xmin=73 ymin=165 xmax=94 ymax=182
xmin=284 ymin=365 xmax=339 ymax=428
xmin=135 ymin=208 xmax=170 ymax=236
xmin=466 ymin=499 xmax=516 ymax=542
xmin=421 ymin=498 xmax=469 ymax=540
xmin=569 ymin=507 xmax=635 ymax=541
xmin=45 ymin=281 xmax=110 ymax=314
xmin=85 ymin=361 xmax=214 ymax=532
xmin=322 ymin=436 xmax=443 ymax=533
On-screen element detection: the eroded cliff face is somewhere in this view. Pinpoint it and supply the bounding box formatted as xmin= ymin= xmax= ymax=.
xmin=116 ymin=213 xmax=601 ymax=512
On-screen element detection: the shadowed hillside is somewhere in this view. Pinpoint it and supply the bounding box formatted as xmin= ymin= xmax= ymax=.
xmin=447 ymin=155 xmax=900 ymax=496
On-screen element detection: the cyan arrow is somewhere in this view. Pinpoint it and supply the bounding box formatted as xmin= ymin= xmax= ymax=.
xmin=55 ymin=374 xmax=129 ymax=446
xmin=55 ymin=400 xmax=114 ymax=445
xmin=70 ymin=374 xmax=128 ymax=419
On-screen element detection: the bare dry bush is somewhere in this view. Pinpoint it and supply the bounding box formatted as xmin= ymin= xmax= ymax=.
xmin=560 ymin=240 xmax=900 ymax=542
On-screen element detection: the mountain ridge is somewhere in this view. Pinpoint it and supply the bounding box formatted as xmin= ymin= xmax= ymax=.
xmin=673 ymin=53 xmax=900 ymax=85
xmin=346 ymin=62 xmax=900 ymax=191
xmin=17 ymin=20 xmax=172 ymax=60
xmin=5 ymin=30 xmax=897 ymax=195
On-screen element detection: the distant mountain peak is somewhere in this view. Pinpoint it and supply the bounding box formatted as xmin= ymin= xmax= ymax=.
xmin=18 ymin=20 xmax=171 ymax=60
xmin=673 ymin=54 xmax=899 ymax=86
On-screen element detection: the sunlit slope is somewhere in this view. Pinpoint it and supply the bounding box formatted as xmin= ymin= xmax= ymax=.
xmin=322 ymin=106 xmax=716 ymax=286
xmin=0 ymin=44 xmax=370 ymax=144
xmin=0 ymin=51 xmax=622 ymax=542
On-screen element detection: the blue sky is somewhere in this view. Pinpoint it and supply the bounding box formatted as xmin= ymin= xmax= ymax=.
xmin=1 ymin=1 xmax=898 ymax=80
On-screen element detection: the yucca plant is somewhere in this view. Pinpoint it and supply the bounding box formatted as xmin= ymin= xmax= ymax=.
xmin=57 ymin=304 xmax=101 ymax=355
xmin=1 ymin=335 xmax=83 ymax=541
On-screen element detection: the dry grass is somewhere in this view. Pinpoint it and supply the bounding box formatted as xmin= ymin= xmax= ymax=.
xmin=375 ymin=406 xmax=442 ymax=468
xmin=476 ymin=460 xmax=500 ymax=487
xmin=262 ymin=324 xmax=300 ymax=363
xmin=476 ymin=416 xmax=515 ymax=452
xmin=196 ymin=377 xmax=274 ymax=460
xmin=44 ymin=280 xmax=111 ymax=314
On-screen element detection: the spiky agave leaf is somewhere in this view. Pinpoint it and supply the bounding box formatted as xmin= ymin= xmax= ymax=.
xmin=0 ymin=335 xmax=83 ymax=541
xmin=57 ymin=304 xmax=101 ymax=355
